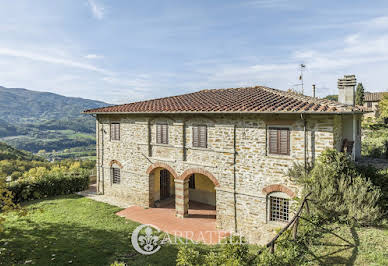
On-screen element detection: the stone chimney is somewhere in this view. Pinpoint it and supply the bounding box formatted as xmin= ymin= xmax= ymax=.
xmin=338 ymin=75 xmax=356 ymax=106
xmin=312 ymin=84 xmax=316 ymax=98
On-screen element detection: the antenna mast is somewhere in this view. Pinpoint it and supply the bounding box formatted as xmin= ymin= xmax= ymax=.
xmin=291 ymin=64 xmax=306 ymax=95
xmin=299 ymin=64 xmax=306 ymax=95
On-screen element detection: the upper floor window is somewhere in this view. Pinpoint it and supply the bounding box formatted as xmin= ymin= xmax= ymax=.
xmin=269 ymin=196 xmax=289 ymax=222
xmin=110 ymin=123 xmax=120 ymax=141
xmin=367 ymin=102 xmax=372 ymax=108
xmin=192 ymin=125 xmax=207 ymax=148
xmin=156 ymin=123 xmax=168 ymax=144
xmin=111 ymin=166 xmax=121 ymax=184
xmin=268 ymin=127 xmax=290 ymax=155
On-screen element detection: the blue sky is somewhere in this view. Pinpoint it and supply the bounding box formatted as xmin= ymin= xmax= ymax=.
xmin=1 ymin=0 xmax=388 ymax=104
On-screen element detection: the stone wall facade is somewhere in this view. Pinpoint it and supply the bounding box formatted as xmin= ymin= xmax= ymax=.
xmin=95 ymin=113 xmax=355 ymax=244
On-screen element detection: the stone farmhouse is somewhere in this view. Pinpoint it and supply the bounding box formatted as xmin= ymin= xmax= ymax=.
xmin=363 ymin=91 xmax=388 ymax=119
xmin=84 ymin=75 xmax=365 ymax=243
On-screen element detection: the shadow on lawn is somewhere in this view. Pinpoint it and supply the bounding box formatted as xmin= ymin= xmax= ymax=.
xmin=1 ymin=198 xmax=180 ymax=265
xmin=306 ymin=225 xmax=360 ymax=265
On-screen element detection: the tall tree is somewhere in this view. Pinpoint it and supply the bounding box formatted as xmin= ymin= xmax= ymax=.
xmin=356 ymin=83 xmax=365 ymax=105
xmin=378 ymin=93 xmax=388 ymax=120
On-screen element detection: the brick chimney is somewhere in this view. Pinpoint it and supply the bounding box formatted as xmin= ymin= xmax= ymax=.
xmin=338 ymin=75 xmax=356 ymax=106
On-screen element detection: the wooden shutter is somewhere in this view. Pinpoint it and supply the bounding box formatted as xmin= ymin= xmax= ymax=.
xmin=192 ymin=126 xmax=199 ymax=147
xmin=269 ymin=127 xmax=289 ymax=155
xmin=156 ymin=124 xmax=168 ymax=144
xmin=156 ymin=124 xmax=162 ymax=144
xmin=279 ymin=129 xmax=289 ymax=155
xmin=111 ymin=123 xmax=120 ymax=140
xmin=269 ymin=128 xmax=278 ymax=154
xmin=199 ymin=126 xmax=207 ymax=148
xmin=162 ymin=124 xmax=168 ymax=144
xmin=193 ymin=125 xmax=207 ymax=148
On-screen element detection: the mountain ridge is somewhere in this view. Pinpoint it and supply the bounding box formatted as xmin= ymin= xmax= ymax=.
xmin=0 ymin=86 xmax=108 ymax=123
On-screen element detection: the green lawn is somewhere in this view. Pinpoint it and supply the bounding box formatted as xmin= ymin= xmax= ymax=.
xmin=306 ymin=222 xmax=388 ymax=265
xmin=0 ymin=195 xmax=180 ymax=265
xmin=1 ymin=195 xmax=387 ymax=265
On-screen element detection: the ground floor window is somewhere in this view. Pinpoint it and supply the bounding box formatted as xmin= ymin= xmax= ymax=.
xmin=111 ymin=167 xmax=121 ymax=184
xmin=269 ymin=196 xmax=289 ymax=222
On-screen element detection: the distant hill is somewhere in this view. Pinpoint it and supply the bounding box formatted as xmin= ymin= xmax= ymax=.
xmin=0 ymin=86 xmax=109 ymax=155
xmin=0 ymin=86 xmax=107 ymax=123
xmin=0 ymin=142 xmax=43 ymax=161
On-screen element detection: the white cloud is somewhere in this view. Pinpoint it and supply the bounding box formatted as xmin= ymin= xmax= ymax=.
xmin=0 ymin=47 xmax=112 ymax=75
xmin=245 ymin=0 xmax=298 ymax=9
xmin=87 ymin=0 xmax=105 ymax=20
xmin=85 ymin=54 xmax=103 ymax=59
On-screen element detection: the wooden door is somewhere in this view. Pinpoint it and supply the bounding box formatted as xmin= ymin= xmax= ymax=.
xmin=160 ymin=170 xmax=170 ymax=200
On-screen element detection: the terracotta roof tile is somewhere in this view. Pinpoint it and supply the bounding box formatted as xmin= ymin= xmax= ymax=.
xmin=84 ymin=86 xmax=366 ymax=114
xmin=364 ymin=92 xmax=388 ymax=102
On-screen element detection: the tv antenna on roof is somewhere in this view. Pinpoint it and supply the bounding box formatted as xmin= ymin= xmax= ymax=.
xmin=292 ymin=64 xmax=306 ymax=95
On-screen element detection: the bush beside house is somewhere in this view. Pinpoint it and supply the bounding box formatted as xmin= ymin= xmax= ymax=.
xmin=7 ymin=163 xmax=89 ymax=203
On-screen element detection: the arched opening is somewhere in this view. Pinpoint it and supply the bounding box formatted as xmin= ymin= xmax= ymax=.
xmin=177 ymin=168 xmax=219 ymax=219
xmin=146 ymin=163 xmax=178 ymax=208
xmin=187 ymin=173 xmax=216 ymax=219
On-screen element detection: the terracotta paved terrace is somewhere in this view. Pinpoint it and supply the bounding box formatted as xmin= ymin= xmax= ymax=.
xmin=116 ymin=201 xmax=230 ymax=244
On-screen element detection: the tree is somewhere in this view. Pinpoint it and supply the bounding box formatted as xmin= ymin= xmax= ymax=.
xmin=0 ymin=179 xmax=25 ymax=231
xmin=324 ymin=95 xmax=338 ymax=101
xmin=288 ymin=149 xmax=382 ymax=225
xmin=355 ymin=83 xmax=365 ymax=106
xmin=378 ymin=93 xmax=388 ymax=120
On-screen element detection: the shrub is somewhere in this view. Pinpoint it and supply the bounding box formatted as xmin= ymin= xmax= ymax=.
xmin=255 ymin=214 xmax=324 ymax=265
xmin=176 ymin=236 xmax=251 ymax=266
xmin=288 ymin=149 xmax=382 ymax=225
xmin=7 ymin=165 xmax=89 ymax=203
xmin=176 ymin=245 xmax=203 ymax=266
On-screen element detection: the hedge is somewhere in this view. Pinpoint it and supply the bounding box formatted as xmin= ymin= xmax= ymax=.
xmin=7 ymin=171 xmax=89 ymax=203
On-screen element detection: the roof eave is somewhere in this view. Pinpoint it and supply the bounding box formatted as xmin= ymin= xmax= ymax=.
xmin=83 ymin=110 xmax=367 ymax=115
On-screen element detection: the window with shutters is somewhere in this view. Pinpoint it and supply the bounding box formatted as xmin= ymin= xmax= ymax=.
xmin=156 ymin=123 xmax=168 ymax=144
xmin=268 ymin=127 xmax=290 ymax=155
xmin=192 ymin=125 xmax=207 ymax=148
xmin=110 ymin=123 xmax=120 ymax=141
xmin=189 ymin=174 xmax=195 ymax=189
xmin=111 ymin=167 xmax=121 ymax=184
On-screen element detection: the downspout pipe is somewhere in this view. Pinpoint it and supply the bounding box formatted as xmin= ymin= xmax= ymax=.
xmin=233 ymin=123 xmax=238 ymax=233
xmin=301 ymin=113 xmax=308 ymax=172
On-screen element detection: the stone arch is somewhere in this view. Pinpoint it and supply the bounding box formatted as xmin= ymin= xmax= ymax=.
xmin=178 ymin=168 xmax=219 ymax=187
xmin=262 ymin=184 xmax=296 ymax=198
xmin=109 ymin=160 xmax=123 ymax=168
xmin=146 ymin=162 xmax=178 ymax=179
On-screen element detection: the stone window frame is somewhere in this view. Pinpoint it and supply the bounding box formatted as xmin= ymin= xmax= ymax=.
xmin=266 ymin=125 xmax=292 ymax=157
xmin=266 ymin=191 xmax=291 ymax=224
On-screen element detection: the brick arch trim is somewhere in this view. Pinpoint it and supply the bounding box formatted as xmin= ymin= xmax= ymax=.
xmin=146 ymin=162 xmax=178 ymax=179
xmin=178 ymin=168 xmax=219 ymax=187
xmin=109 ymin=160 xmax=123 ymax=168
xmin=262 ymin=184 xmax=296 ymax=198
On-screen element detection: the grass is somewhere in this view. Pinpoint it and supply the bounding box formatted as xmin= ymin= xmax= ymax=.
xmin=304 ymin=222 xmax=388 ymax=265
xmin=0 ymin=195 xmax=180 ymax=265
xmin=1 ymin=195 xmax=387 ymax=265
